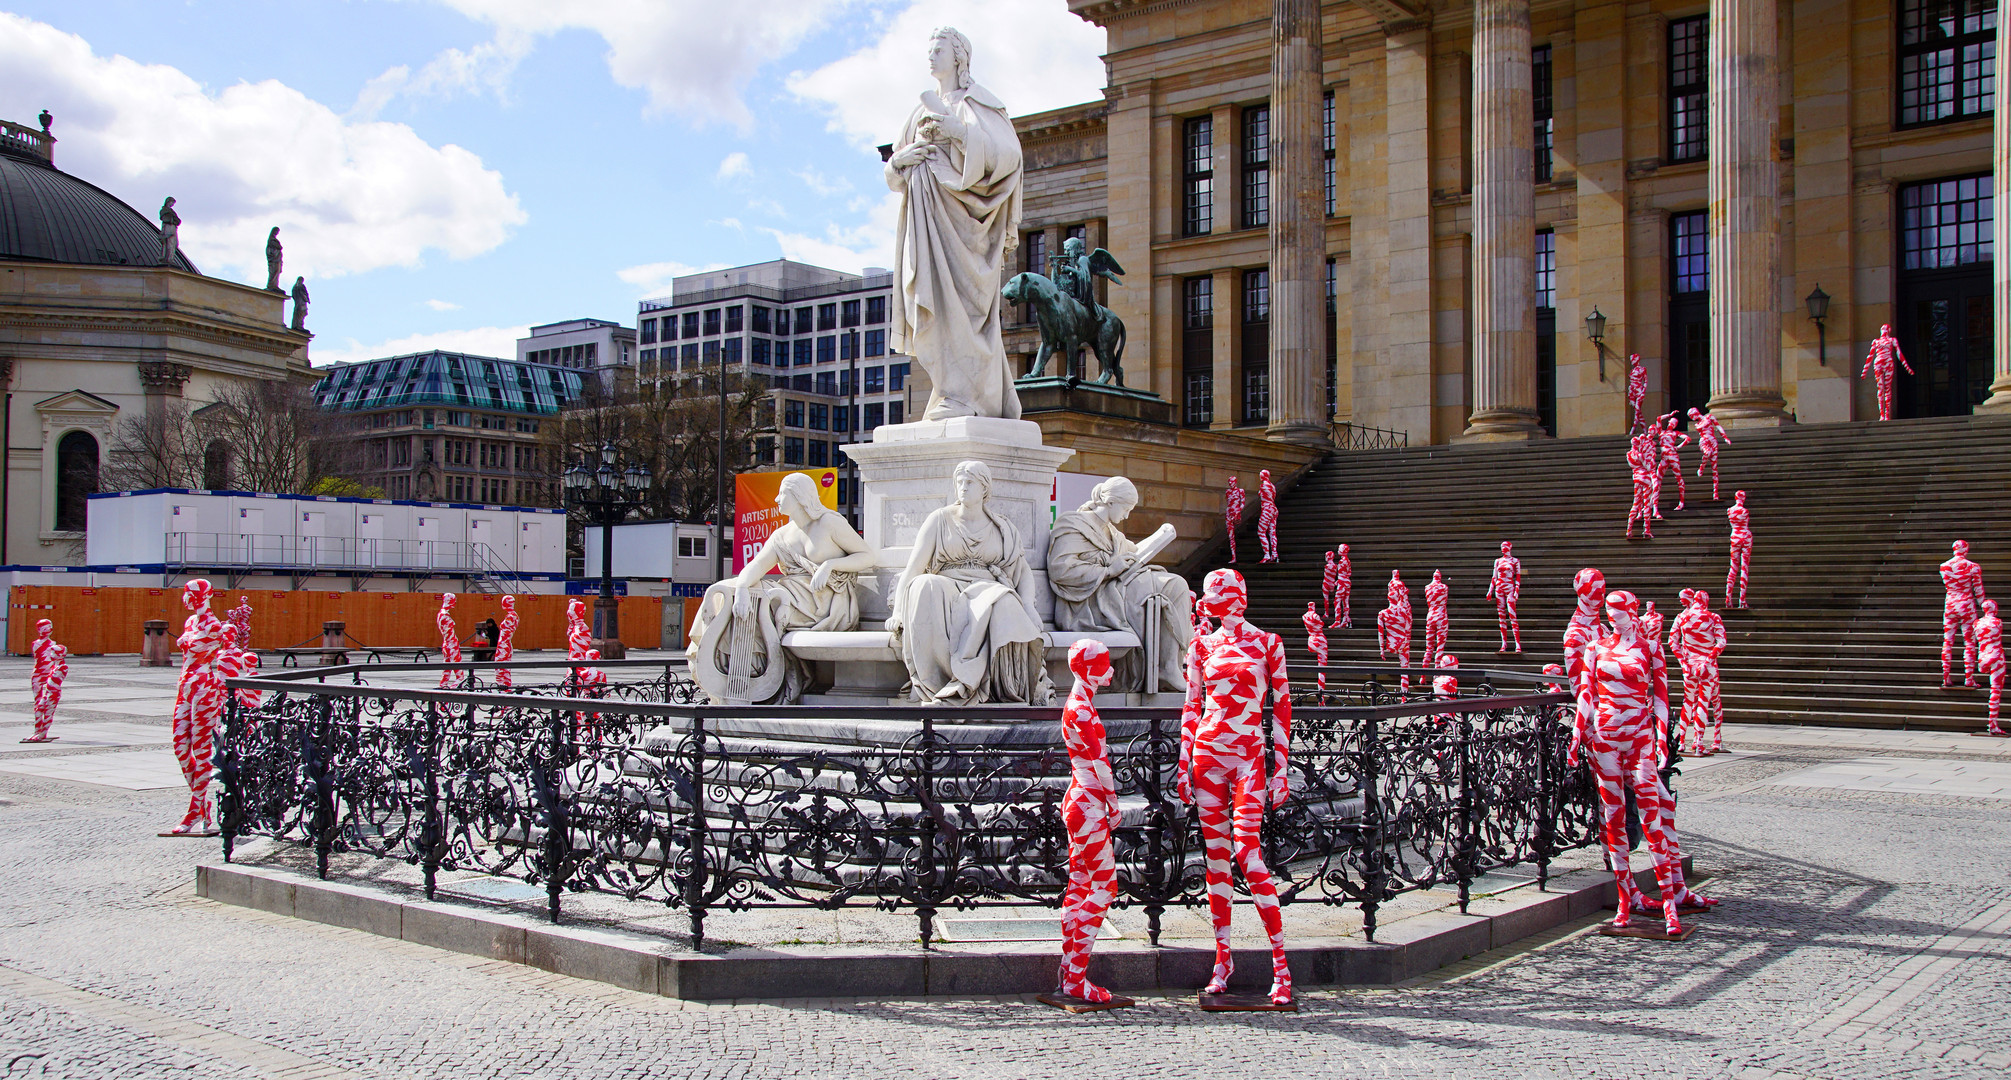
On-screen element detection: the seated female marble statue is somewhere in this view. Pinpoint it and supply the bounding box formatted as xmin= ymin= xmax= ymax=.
xmin=688 ymin=472 xmax=875 ymax=704
xmin=1047 ymin=476 xmax=1193 ymax=692
xmin=887 ymin=459 xmax=1052 ymax=705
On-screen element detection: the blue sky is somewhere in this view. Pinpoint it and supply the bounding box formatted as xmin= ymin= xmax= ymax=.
xmin=0 ymin=1 xmax=1105 ymax=364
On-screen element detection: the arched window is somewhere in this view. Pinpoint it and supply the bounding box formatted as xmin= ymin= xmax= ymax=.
xmin=203 ymin=440 xmax=233 ymax=490
xmin=55 ymin=430 xmax=99 ymax=532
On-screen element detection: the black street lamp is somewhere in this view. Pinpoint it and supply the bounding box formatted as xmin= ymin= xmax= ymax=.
xmin=1585 ymin=305 xmax=1611 ymax=381
xmin=564 ymin=441 xmax=650 ymax=659
xmin=1805 ymin=284 xmax=1831 ymax=366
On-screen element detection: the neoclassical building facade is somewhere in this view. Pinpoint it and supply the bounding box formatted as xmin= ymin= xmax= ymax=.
xmin=0 ymin=115 xmax=312 ymax=564
xmin=1016 ymin=0 xmax=2006 ymax=446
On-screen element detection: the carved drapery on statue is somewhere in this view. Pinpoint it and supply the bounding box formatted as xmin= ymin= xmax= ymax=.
xmin=1047 ymin=478 xmax=1192 ymax=692
xmin=885 ymin=27 xmax=1025 ymax=422
xmin=889 ymin=461 xmax=1051 ymax=705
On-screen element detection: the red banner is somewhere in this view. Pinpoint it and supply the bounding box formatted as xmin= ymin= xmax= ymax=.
xmin=733 ymin=469 xmax=838 ymax=574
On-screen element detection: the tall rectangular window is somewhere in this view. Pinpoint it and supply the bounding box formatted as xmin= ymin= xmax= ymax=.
xmin=703 ymin=309 xmax=722 ymax=335
xmin=865 ymin=295 xmax=888 ymax=324
xmin=1183 ymin=276 xmax=1214 ymax=427
xmin=1672 ymin=211 xmax=1709 ymax=293
xmin=1242 ymin=105 xmax=1271 ymax=229
xmin=1241 ymin=268 xmax=1270 ymax=424
xmin=724 ymin=306 xmax=743 ymax=333
xmin=818 ymin=304 xmax=838 ymax=331
xmin=794 ymin=339 xmax=814 ymax=367
xmin=1323 ymin=90 xmax=1337 ymax=216
xmin=1023 ymin=230 xmax=1048 ymax=322
xmin=751 ymin=306 xmax=771 ymax=333
xmin=1535 ymin=230 xmax=1557 ymax=308
xmin=817 ymin=336 xmax=836 ymax=364
xmin=841 ymin=300 xmax=861 ymax=327
xmin=1535 ymin=230 xmax=1557 ymax=436
xmin=1325 ymin=257 xmax=1338 ymax=419
xmin=1667 ymin=16 xmax=1707 ymax=163
xmin=864 ymin=329 xmax=887 ymax=356
xmin=795 ymin=307 xmax=814 ymax=334
xmin=1183 ymin=116 xmax=1214 ymax=237
xmin=1899 ymin=0 xmax=1998 ymax=127
xmin=639 ymin=319 xmax=657 ymax=345
xmin=1533 ymin=44 xmax=1555 ymax=183
xmin=1900 ymin=174 xmax=1994 ymax=268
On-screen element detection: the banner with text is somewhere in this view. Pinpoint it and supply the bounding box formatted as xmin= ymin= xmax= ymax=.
xmin=733 ymin=468 xmax=839 ymax=574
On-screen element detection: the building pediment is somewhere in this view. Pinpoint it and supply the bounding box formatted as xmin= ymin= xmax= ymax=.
xmin=33 ymin=389 xmax=119 ymax=416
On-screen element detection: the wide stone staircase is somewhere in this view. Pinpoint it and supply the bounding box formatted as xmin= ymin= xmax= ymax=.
xmin=1221 ymin=414 xmax=2011 ymax=732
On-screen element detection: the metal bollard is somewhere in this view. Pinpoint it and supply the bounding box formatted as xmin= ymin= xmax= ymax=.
xmin=320 ymin=621 xmax=349 ymax=666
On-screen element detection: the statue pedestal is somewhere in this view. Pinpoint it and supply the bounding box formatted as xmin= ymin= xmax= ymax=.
xmin=844 ymin=416 xmax=1075 ymax=625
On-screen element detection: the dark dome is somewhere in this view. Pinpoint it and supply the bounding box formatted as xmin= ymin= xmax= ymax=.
xmin=0 ymin=146 xmax=200 ymax=273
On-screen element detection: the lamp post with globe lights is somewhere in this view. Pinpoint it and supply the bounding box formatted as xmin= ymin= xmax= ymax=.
xmin=564 ymin=442 xmax=650 ymax=659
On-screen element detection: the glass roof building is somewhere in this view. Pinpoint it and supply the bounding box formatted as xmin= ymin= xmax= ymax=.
xmin=312 ymin=350 xmax=585 ymax=416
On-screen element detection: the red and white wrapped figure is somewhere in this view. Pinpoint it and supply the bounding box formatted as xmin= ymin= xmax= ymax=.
xmin=1688 ymin=407 xmax=1731 ymax=501
xmin=1332 ymin=544 xmax=1352 ymax=627
xmin=25 ymin=619 xmax=67 ymax=743
xmin=1179 ymin=569 xmax=1294 ymax=1005
xmin=1321 ymin=551 xmax=1341 ymax=627
xmin=1974 ymin=600 xmax=2007 ymax=736
xmin=1540 ymin=662 xmax=1567 ymax=695
xmin=166 ymin=579 xmax=229 ymax=835
xmin=1302 ymin=602 xmax=1328 ymax=699
xmin=1657 ymin=413 xmax=1691 ymax=512
xmin=1432 ymin=653 xmax=1460 ymax=723
xmin=574 ymin=647 xmax=609 ymax=736
xmin=1377 ymin=570 xmax=1414 ymax=693
xmin=1055 ymin=639 xmax=1121 ymax=1004
xmin=1626 ymin=353 xmax=1648 ymax=433
xmin=1940 ymin=539 xmax=1987 ymax=687
xmin=1861 ymin=323 xmax=1915 ymax=422
xmin=1224 ymin=478 xmax=1246 ymax=564
xmin=436 ymin=593 xmax=463 ymax=688
xmin=227 ymin=595 xmax=253 ymax=645
xmin=1485 ymin=541 xmax=1523 ymax=652
xmin=1423 ymin=570 xmax=1450 ymax=668
xmin=494 ymin=595 xmax=519 ymax=689
xmin=219 ymin=621 xmax=263 ymax=711
xmin=1583 ymin=588 xmax=1716 ymax=935
xmin=1670 ymin=589 xmax=1727 ymax=755
xmin=566 ymin=597 xmax=592 ymax=659
xmin=1643 ymin=420 xmax=1667 ymax=520
xmin=1725 ymin=491 xmax=1752 ymax=609
xmin=1625 ymin=443 xmax=1657 ymax=539
xmin=1256 ymin=469 xmax=1279 ymax=564
xmin=1640 ymin=599 xmax=1663 ymax=650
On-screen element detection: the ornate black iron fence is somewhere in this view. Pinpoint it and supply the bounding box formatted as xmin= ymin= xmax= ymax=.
xmin=219 ymin=660 xmax=1595 ymax=950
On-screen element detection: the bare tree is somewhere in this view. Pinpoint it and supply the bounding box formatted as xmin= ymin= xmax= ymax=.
xmin=103 ymin=380 xmax=359 ymax=495
xmin=548 ymin=371 xmax=772 ymax=530
xmin=101 ymin=402 xmax=207 ymax=491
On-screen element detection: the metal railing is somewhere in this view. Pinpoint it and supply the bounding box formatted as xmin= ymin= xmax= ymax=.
xmin=1331 ymin=422 xmax=1410 ymax=451
xmin=219 ymin=661 xmax=1596 ymax=951
xmin=165 ymin=533 xmax=531 ymax=581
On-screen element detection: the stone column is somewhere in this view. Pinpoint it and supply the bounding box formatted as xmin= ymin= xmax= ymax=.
xmin=1704 ymin=0 xmax=1789 ymax=427
xmin=1458 ymin=0 xmax=1541 ymax=441
xmin=1982 ymin=5 xmax=2011 ymax=413
xmin=137 ymin=361 xmax=192 ymax=444
xmin=1264 ymin=0 xmax=1331 ymax=447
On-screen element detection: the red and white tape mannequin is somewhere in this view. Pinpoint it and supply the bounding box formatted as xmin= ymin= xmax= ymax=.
xmin=1302 ymin=602 xmax=1328 ymax=700
xmin=1056 ymin=639 xmax=1121 ymax=1003
xmin=1377 ymin=570 xmax=1414 ymax=694
xmin=1940 ymin=539 xmax=1987 ymax=688
xmin=1578 ymin=588 xmax=1716 ymax=935
xmin=1322 ymin=551 xmax=1341 ymax=628
xmin=1423 ymin=569 xmax=1451 ymax=668
xmin=1486 ymin=541 xmax=1523 ymax=653
xmin=1541 ymin=662 xmax=1567 ymax=695
xmin=1974 ymin=600 xmax=2007 ymax=736
xmin=1725 ymin=491 xmax=1752 ymax=610
xmin=494 ymin=595 xmax=519 ymax=689
xmin=436 ymin=593 xmax=464 ymax=688
xmin=166 ymin=579 xmax=229 ymax=836
xmin=1687 ymin=408 xmax=1731 ymax=501
xmin=1657 ymin=413 xmax=1691 ymax=512
xmin=1432 ymin=653 xmax=1460 ymax=723
xmin=1626 ymin=353 xmax=1647 ymax=434
xmin=575 ymin=648 xmax=609 ymax=736
xmin=1256 ymin=469 xmax=1279 ymax=564
xmin=1862 ymin=323 xmax=1914 ymax=423
xmin=1331 ymin=544 xmax=1352 ymax=628
xmin=228 ymin=595 xmax=254 ymax=645
xmin=1179 ymin=569 xmax=1294 ymax=1005
xmin=1625 ymin=442 xmax=1657 ymax=539
xmin=1224 ymin=478 xmax=1246 ymax=564
xmin=1670 ymin=589 xmax=1727 ymax=755
xmin=24 ymin=619 xmax=67 ymax=743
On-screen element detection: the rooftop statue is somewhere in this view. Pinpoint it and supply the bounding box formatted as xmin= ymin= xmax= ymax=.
xmin=158 ymin=197 xmax=180 ymax=266
xmin=265 ymin=227 xmax=283 ymax=292
xmin=885 ymin=26 xmax=1025 ymax=422
xmin=289 ymin=276 xmax=310 ymax=332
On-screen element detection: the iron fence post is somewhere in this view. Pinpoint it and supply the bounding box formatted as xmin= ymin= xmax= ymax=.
xmin=684 ymin=710 xmax=708 ymax=952
xmin=1456 ymin=709 xmax=1477 ymax=914
xmin=1144 ymin=712 xmax=1169 ymax=948
xmin=917 ymin=713 xmax=938 ymax=951
xmin=308 ymin=695 xmax=336 ymax=880
xmin=219 ymin=691 xmax=242 ymax=863
xmin=420 ymin=699 xmax=443 ymax=901
xmin=539 ymin=705 xmax=569 ymax=924
xmin=1359 ymin=710 xmax=1385 ymax=942
xmin=1535 ymin=700 xmax=1558 ymax=892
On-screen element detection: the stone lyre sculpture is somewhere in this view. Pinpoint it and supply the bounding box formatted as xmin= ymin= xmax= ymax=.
xmin=1047 ymin=476 xmax=1193 ymax=693
xmin=888 ymin=460 xmax=1051 ymax=704
xmin=885 ymin=26 xmax=1025 ymax=421
xmin=264 ymin=227 xmax=284 ymax=292
xmin=688 ymin=472 xmax=873 ymax=705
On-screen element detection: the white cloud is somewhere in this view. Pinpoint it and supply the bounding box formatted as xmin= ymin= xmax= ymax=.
xmin=616 ymin=260 xmax=731 ymax=298
xmin=425 ymin=299 xmax=462 ymax=311
xmin=428 ymin=0 xmax=854 ymax=128
xmin=350 ymin=31 xmax=534 ymax=119
xmin=0 ymin=14 xmax=526 ymax=283
xmin=763 ymin=191 xmax=898 ymax=273
xmin=716 ymin=151 xmax=752 ymax=182
xmin=788 ymin=0 xmax=1106 ymax=149
xmin=314 ymin=324 xmax=532 ymax=367
xmin=793 ymin=168 xmax=853 ymax=197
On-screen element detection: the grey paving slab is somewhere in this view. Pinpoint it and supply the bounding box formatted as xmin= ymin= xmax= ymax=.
xmin=1770 ymin=756 xmax=2011 ymax=799
xmin=0 ymin=748 xmax=184 ymax=789
xmin=0 ymin=721 xmax=170 ymax=752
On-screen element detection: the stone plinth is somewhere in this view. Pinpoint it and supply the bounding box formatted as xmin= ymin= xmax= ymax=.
xmin=1015 ymin=377 xmax=1174 ymax=425
xmin=844 ymin=416 xmax=1076 ymax=625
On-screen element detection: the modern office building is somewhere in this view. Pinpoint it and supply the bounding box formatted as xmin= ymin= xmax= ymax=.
xmin=637 ymin=259 xmax=916 ymax=517
xmin=309 ymin=350 xmax=584 ymax=505
xmin=517 ymin=318 xmax=636 ymax=381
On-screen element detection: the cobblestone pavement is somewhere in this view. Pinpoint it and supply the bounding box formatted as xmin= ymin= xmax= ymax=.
xmin=0 ymin=657 xmax=2006 ymax=1078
